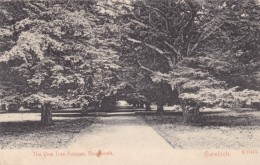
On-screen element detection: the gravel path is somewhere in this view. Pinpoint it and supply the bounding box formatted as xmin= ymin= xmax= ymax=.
xmin=68 ymin=115 xmax=175 ymax=165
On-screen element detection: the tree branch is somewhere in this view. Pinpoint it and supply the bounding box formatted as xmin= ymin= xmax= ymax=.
xmin=137 ymin=61 xmax=154 ymax=73
xmin=127 ymin=37 xmax=175 ymax=70
xmin=126 ymin=37 xmax=165 ymax=55
xmin=130 ymin=20 xmax=149 ymax=28
xmin=65 ymin=0 xmax=72 ymax=9
xmin=109 ymin=1 xmax=170 ymax=33
xmin=163 ymin=41 xmax=181 ymax=56
xmin=190 ymin=23 xmax=224 ymax=52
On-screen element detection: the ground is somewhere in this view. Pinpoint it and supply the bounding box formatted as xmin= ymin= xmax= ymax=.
xmin=0 ymin=113 xmax=95 ymax=149
xmin=142 ymin=108 xmax=260 ymax=149
xmin=68 ymin=116 xmax=174 ymax=164
xmin=0 ymin=106 xmax=260 ymax=150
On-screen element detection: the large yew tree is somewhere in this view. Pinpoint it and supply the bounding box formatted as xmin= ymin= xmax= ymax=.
xmin=109 ymin=0 xmax=260 ymax=121
xmin=0 ymin=0 xmax=121 ymax=124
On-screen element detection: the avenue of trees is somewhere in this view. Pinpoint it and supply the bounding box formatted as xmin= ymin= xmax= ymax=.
xmin=0 ymin=0 xmax=260 ymax=124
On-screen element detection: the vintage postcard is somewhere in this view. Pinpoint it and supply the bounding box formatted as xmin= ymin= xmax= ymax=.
xmin=0 ymin=0 xmax=260 ymax=165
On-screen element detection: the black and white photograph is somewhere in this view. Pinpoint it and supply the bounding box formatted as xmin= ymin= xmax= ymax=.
xmin=0 ymin=0 xmax=259 ymax=164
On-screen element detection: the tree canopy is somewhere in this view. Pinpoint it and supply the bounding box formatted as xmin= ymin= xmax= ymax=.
xmin=0 ymin=1 xmax=121 ymax=110
xmin=0 ymin=0 xmax=260 ymax=123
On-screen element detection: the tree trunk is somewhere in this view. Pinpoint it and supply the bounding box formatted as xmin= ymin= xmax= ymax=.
xmin=182 ymin=106 xmax=200 ymax=123
xmin=145 ymin=102 xmax=151 ymax=111
xmin=2 ymin=104 xmax=7 ymax=111
xmin=181 ymin=100 xmax=200 ymax=123
xmin=100 ymin=96 xmax=116 ymax=112
xmin=41 ymin=103 xmax=53 ymax=126
xmin=157 ymin=81 xmax=165 ymax=113
xmin=140 ymin=104 xmax=144 ymax=108
xmin=137 ymin=103 xmax=141 ymax=108
xmin=139 ymin=103 xmax=144 ymax=108
xmin=157 ymin=103 xmax=164 ymax=113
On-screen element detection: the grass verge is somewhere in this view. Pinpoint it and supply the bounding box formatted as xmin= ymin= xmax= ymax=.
xmin=141 ymin=110 xmax=260 ymax=149
xmin=0 ymin=117 xmax=96 ymax=149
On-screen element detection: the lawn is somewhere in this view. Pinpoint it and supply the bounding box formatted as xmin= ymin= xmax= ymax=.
xmin=141 ymin=109 xmax=260 ymax=149
xmin=0 ymin=116 xmax=96 ymax=149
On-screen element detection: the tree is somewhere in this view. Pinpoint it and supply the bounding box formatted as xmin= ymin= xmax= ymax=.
xmin=0 ymin=1 xmax=121 ymax=124
xmin=112 ymin=0 xmax=211 ymax=113
xmin=112 ymin=0 xmax=260 ymax=121
xmin=1 ymin=0 xmax=259 ymax=124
